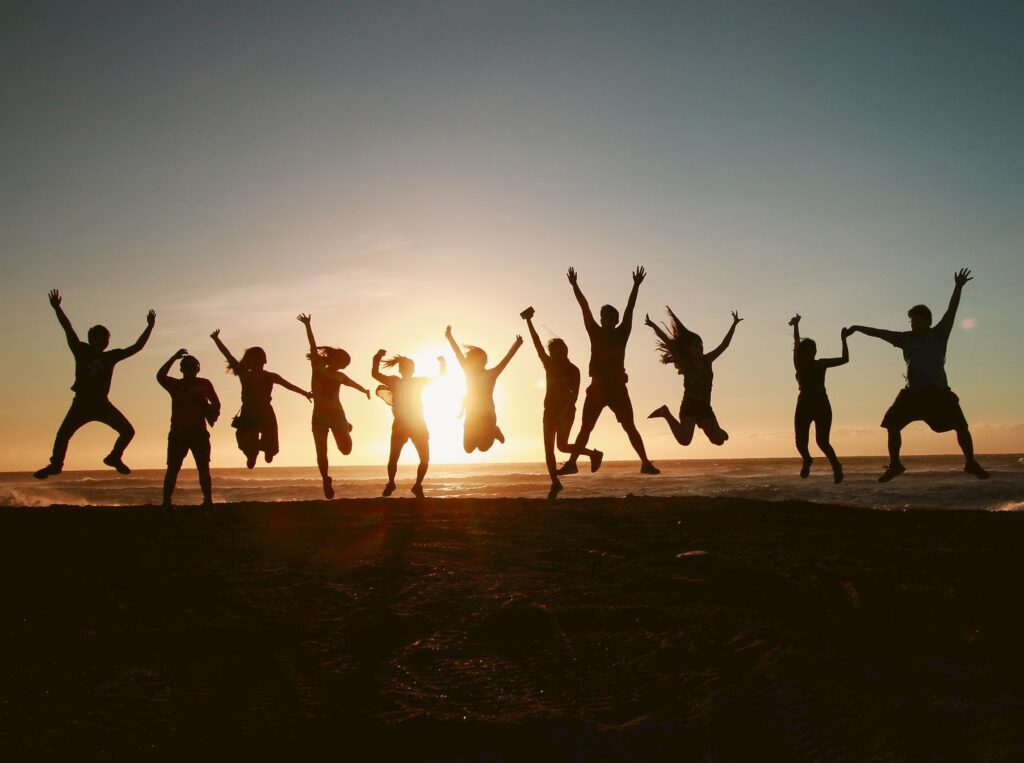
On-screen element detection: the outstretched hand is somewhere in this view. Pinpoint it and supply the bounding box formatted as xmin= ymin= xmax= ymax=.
xmin=567 ymin=267 xmax=578 ymax=285
xmin=789 ymin=314 xmax=801 ymax=326
xmin=731 ymin=310 xmax=743 ymax=324
xmin=644 ymin=313 xmax=656 ymax=329
xmin=954 ymin=268 xmax=973 ymax=288
xmin=633 ymin=266 xmax=646 ymax=285
xmin=304 ymin=392 xmax=314 ymax=403
xmin=48 ymin=289 xmax=61 ymax=308
xmin=146 ymin=309 xmax=157 ymax=327
xmin=210 ymin=329 xmax=220 ymax=340
xmin=514 ymin=334 xmax=523 ymax=345
xmin=445 ymin=325 xmax=453 ymax=339
xmin=374 ymin=348 xmax=387 ymax=359
xmin=364 ymin=389 xmax=371 ymax=400
xmin=841 ymin=327 xmax=852 ymax=339
xmin=297 ymin=313 xmax=311 ymax=325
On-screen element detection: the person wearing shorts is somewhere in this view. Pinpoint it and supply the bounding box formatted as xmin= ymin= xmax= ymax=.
xmin=558 ymin=266 xmax=658 ymax=476
xmin=157 ymin=349 xmax=220 ymax=506
xmin=849 ymin=268 xmax=988 ymax=482
xmin=298 ymin=314 xmax=371 ymax=498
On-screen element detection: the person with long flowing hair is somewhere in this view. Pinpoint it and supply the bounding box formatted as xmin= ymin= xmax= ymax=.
xmin=372 ymin=349 xmax=445 ymax=497
xmin=444 ymin=325 xmax=522 ymax=453
xmin=645 ymin=307 xmax=742 ymax=448
xmin=210 ymin=329 xmax=312 ymax=469
xmin=297 ymin=314 xmax=371 ymax=498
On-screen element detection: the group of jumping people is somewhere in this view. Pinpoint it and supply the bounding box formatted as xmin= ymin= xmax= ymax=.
xmin=32 ymin=266 xmax=990 ymax=504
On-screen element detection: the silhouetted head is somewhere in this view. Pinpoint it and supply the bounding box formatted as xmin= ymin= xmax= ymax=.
xmin=796 ymin=338 xmax=817 ymax=363
xmin=87 ymin=325 xmax=110 ymax=351
xmin=655 ymin=307 xmax=702 ymax=373
xmin=231 ymin=346 xmax=267 ymax=374
xmin=180 ymin=355 xmax=200 ymax=379
xmin=309 ymin=346 xmax=351 ymax=370
xmin=599 ymin=305 xmax=620 ymax=329
xmin=464 ymin=345 xmax=488 ymax=371
xmin=383 ymin=355 xmax=415 ymax=378
xmin=547 ymin=338 xmax=569 ymax=362
xmin=908 ymin=304 xmax=932 ymax=335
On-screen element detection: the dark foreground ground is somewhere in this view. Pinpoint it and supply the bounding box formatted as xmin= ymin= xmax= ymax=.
xmin=2 ymin=497 xmax=1024 ymax=760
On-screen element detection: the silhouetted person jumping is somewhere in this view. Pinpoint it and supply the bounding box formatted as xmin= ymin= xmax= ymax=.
xmin=848 ymin=268 xmax=989 ymax=482
xmin=157 ymin=349 xmax=220 ymax=506
xmin=298 ymin=314 xmax=371 ymax=498
xmin=34 ymin=290 xmax=155 ymax=479
xmin=789 ymin=315 xmax=850 ymax=483
xmin=373 ymin=349 xmax=446 ymax=497
xmin=210 ymin=329 xmax=312 ymax=469
xmin=522 ymin=307 xmax=602 ymax=498
xmin=645 ymin=307 xmax=741 ymax=449
xmin=444 ymin=325 xmax=522 ymax=453
xmin=560 ymin=267 xmax=658 ymax=475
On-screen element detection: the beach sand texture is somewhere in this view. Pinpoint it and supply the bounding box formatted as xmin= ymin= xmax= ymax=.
xmin=2 ymin=497 xmax=1024 ymax=758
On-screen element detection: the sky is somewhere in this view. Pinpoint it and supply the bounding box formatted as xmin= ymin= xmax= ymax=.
xmin=1 ymin=1 xmax=1022 ymax=471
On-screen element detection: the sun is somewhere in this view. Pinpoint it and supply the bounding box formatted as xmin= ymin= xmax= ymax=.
xmin=410 ymin=344 xmax=468 ymax=464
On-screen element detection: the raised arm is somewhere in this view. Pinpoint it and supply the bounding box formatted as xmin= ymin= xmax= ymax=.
xmin=847 ymin=325 xmax=901 ymax=344
xmin=48 ymin=290 xmax=79 ymax=348
xmin=371 ymin=349 xmax=391 ymax=385
xmin=120 ymin=309 xmax=156 ymax=358
xmin=210 ymin=329 xmax=241 ymax=371
xmin=157 ymin=348 xmax=188 ymax=386
xmin=937 ymin=268 xmax=972 ymax=337
xmin=524 ymin=315 xmax=548 ymax=363
xmin=644 ymin=313 xmax=672 ymax=345
xmin=706 ymin=311 xmax=743 ymax=362
xmin=620 ymin=266 xmax=646 ymax=333
xmin=820 ymin=328 xmax=851 ymax=369
xmin=269 ymin=373 xmax=313 ymax=401
xmin=789 ymin=314 xmax=801 ymax=367
xmin=297 ymin=313 xmax=317 ymax=356
xmin=493 ymin=335 xmax=524 ymax=376
xmin=444 ymin=325 xmax=467 ymax=367
xmin=567 ymin=268 xmax=597 ymax=331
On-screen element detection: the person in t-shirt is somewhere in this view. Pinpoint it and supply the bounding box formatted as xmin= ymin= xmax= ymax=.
xmin=34 ymin=290 xmax=155 ymax=479
xmin=372 ymin=349 xmax=445 ymax=497
xmin=644 ymin=307 xmax=742 ymax=450
xmin=297 ymin=313 xmax=371 ymax=499
xmin=848 ymin=268 xmax=989 ymax=482
xmin=157 ymin=348 xmax=220 ymax=506
xmin=558 ymin=267 xmax=659 ymax=476
xmin=523 ymin=308 xmax=602 ymax=499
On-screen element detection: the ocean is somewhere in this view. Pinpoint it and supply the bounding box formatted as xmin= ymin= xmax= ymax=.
xmin=2 ymin=454 xmax=1022 ymax=510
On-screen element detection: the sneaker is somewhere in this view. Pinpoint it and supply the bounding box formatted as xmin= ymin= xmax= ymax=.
xmin=800 ymin=458 xmax=812 ymax=479
xmin=640 ymin=461 xmax=660 ymax=475
xmin=833 ymin=464 xmax=844 ymax=484
xmin=323 ymin=476 xmax=335 ymax=499
xmin=878 ymin=463 xmax=906 ymax=483
xmin=590 ymin=450 xmax=604 ymax=473
xmin=411 ymin=484 xmax=424 ymax=498
xmin=103 ymin=454 xmax=131 ymax=475
xmin=647 ymin=405 xmax=670 ymax=420
xmin=382 ymin=482 xmax=396 ymax=497
xmin=33 ymin=464 xmax=62 ymax=480
xmin=547 ymin=481 xmax=563 ymax=500
xmin=556 ymin=461 xmax=579 ymax=476
xmin=964 ymin=461 xmax=990 ymax=480
xmin=265 ymin=452 xmax=274 ymax=464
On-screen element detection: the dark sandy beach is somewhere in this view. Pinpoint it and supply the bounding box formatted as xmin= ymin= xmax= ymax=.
xmin=2 ymin=497 xmax=1024 ymax=759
